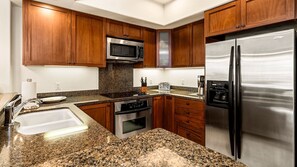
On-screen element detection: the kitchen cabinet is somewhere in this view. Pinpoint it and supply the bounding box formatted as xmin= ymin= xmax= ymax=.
xmin=174 ymin=97 xmax=205 ymax=145
xmin=192 ymin=20 xmax=205 ymax=66
xmin=172 ymin=20 xmax=205 ymax=67
xmin=23 ymin=0 xmax=72 ymax=65
xmin=153 ymin=96 xmax=164 ymax=128
xmin=204 ymin=0 xmax=295 ymax=37
xmin=79 ymin=103 xmax=114 ymax=133
xmin=72 ymin=12 xmax=106 ymax=67
xmin=106 ymin=19 xmax=143 ymax=40
xmin=163 ymin=96 xmax=174 ymax=132
xmin=134 ymin=28 xmax=157 ymax=68
xmin=156 ymin=30 xmax=172 ymax=67
xmin=172 ymin=24 xmax=192 ymax=67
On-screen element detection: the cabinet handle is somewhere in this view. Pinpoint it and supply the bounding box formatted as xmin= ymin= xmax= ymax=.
xmin=236 ymin=25 xmax=240 ymax=29
xmin=186 ymin=103 xmax=190 ymax=105
xmin=186 ymin=120 xmax=190 ymax=124
xmin=186 ymin=112 xmax=190 ymax=115
xmin=241 ymin=24 xmax=246 ymax=28
xmin=186 ymin=133 xmax=190 ymax=137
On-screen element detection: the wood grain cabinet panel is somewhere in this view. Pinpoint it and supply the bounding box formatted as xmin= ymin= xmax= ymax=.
xmin=79 ymin=103 xmax=113 ymax=133
xmin=163 ymin=96 xmax=174 ymax=132
xmin=241 ymin=0 xmax=295 ymax=29
xmin=23 ymin=1 xmax=72 ymax=65
xmin=192 ymin=20 xmax=205 ymax=67
xmin=134 ymin=28 xmax=156 ymax=68
xmin=106 ymin=19 xmax=143 ymax=40
xmin=204 ymin=1 xmax=241 ymax=37
xmin=174 ymin=97 xmax=205 ymax=146
xmin=172 ymin=24 xmax=192 ymax=67
xmin=73 ymin=13 xmax=106 ymax=67
xmin=153 ymin=96 xmax=164 ymax=128
xmin=205 ymin=0 xmax=296 ymax=37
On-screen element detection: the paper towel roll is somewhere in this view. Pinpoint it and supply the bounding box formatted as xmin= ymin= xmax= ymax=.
xmin=21 ymin=79 xmax=37 ymax=102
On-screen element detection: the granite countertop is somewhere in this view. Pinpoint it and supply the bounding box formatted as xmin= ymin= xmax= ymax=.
xmin=37 ymin=128 xmax=246 ymax=167
xmin=0 ymin=103 xmax=119 ymax=167
xmin=0 ymin=90 xmax=242 ymax=167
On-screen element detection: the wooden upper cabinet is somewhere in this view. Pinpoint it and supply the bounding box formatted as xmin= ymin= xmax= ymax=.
xmin=106 ymin=19 xmax=143 ymax=40
xmin=205 ymin=0 xmax=296 ymax=37
xmin=23 ymin=0 xmax=72 ymax=65
xmin=72 ymin=12 xmax=106 ymax=67
xmin=204 ymin=0 xmax=241 ymax=37
xmin=172 ymin=24 xmax=192 ymax=67
xmin=135 ymin=28 xmax=156 ymax=68
xmin=241 ymin=0 xmax=295 ymax=29
xmin=192 ymin=20 xmax=205 ymax=67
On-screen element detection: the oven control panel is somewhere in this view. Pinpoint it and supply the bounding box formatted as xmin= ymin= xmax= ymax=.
xmin=121 ymin=100 xmax=148 ymax=111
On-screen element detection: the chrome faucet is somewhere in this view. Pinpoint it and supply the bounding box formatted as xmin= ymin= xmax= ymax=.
xmin=4 ymin=95 xmax=42 ymax=127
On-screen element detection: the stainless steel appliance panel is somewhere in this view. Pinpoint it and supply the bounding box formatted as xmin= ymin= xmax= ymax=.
xmin=237 ymin=29 xmax=295 ymax=167
xmin=205 ymin=40 xmax=236 ymax=158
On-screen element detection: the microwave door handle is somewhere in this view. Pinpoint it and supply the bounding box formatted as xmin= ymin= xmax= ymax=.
xmin=136 ymin=46 xmax=140 ymax=59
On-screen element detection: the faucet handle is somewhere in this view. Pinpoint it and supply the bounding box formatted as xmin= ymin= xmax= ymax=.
xmin=6 ymin=95 xmax=22 ymax=108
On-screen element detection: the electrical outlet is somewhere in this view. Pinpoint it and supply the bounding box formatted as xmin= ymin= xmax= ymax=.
xmin=56 ymin=82 xmax=61 ymax=90
xmin=181 ymin=80 xmax=185 ymax=85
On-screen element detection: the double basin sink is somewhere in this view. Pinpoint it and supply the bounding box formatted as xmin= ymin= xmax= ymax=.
xmin=14 ymin=108 xmax=87 ymax=137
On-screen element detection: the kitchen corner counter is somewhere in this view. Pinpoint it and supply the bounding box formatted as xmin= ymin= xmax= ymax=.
xmin=0 ymin=103 xmax=119 ymax=167
xmin=37 ymin=128 xmax=246 ymax=167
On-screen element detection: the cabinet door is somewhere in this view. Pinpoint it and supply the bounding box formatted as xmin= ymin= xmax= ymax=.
xmin=204 ymin=1 xmax=241 ymax=37
xmin=153 ymin=96 xmax=164 ymax=128
xmin=79 ymin=103 xmax=113 ymax=132
xmin=23 ymin=1 xmax=71 ymax=65
xmin=73 ymin=13 xmax=106 ymax=67
xmin=172 ymin=24 xmax=192 ymax=67
xmin=241 ymin=0 xmax=295 ymax=29
xmin=192 ymin=20 xmax=205 ymax=67
xmin=124 ymin=24 xmax=143 ymax=40
xmin=163 ymin=96 xmax=174 ymax=132
xmin=175 ymin=122 xmax=204 ymax=145
xmin=106 ymin=19 xmax=124 ymax=37
xmin=143 ymin=28 xmax=156 ymax=67
xmin=157 ymin=30 xmax=172 ymax=67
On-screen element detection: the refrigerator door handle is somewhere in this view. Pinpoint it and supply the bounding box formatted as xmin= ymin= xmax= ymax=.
xmin=236 ymin=45 xmax=242 ymax=159
xmin=228 ymin=46 xmax=235 ymax=156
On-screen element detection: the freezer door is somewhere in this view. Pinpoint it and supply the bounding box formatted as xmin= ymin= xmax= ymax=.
xmin=205 ymin=40 xmax=236 ymax=158
xmin=237 ymin=29 xmax=295 ymax=167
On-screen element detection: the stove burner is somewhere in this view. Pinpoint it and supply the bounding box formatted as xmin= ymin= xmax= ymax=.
xmin=101 ymin=91 xmax=145 ymax=98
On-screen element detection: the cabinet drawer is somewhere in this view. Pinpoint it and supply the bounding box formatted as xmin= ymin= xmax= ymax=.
xmin=176 ymin=123 xmax=204 ymax=145
xmin=175 ymin=114 xmax=204 ymax=129
xmin=175 ymin=97 xmax=204 ymax=109
xmin=175 ymin=107 xmax=204 ymax=121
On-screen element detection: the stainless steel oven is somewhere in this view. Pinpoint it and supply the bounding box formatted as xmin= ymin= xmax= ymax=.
xmin=114 ymin=98 xmax=152 ymax=139
xmin=107 ymin=37 xmax=144 ymax=63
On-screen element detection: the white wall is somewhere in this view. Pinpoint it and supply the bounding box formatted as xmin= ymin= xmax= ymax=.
xmin=10 ymin=4 xmax=99 ymax=93
xmin=0 ymin=0 xmax=13 ymax=93
xmin=133 ymin=68 xmax=204 ymax=88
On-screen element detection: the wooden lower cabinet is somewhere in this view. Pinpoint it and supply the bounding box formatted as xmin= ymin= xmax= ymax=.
xmin=153 ymin=96 xmax=164 ymax=128
xmin=152 ymin=95 xmax=205 ymax=145
xmin=79 ymin=103 xmax=113 ymax=133
xmin=174 ymin=97 xmax=205 ymax=146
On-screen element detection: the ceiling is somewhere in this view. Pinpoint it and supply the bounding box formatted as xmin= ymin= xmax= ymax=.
xmin=12 ymin=0 xmax=233 ymax=29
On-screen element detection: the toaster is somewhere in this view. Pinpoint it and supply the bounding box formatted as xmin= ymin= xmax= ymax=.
xmin=158 ymin=82 xmax=170 ymax=91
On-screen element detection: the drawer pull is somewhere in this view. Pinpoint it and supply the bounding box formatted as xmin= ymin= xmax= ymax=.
xmin=186 ymin=120 xmax=190 ymax=123
xmin=186 ymin=112 xmax=190 ymax=115
xmin=186 ymin=103 xmax=190 ymax=105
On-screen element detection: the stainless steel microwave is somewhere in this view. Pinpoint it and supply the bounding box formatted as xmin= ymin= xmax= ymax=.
xmin=107 ymin=37 xmax=144 ymax=63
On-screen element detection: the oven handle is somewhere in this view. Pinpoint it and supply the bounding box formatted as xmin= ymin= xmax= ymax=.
xmin=115 ymin=107 xmax=151 ymax=115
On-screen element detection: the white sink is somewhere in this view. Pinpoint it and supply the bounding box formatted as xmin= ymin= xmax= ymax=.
xmin=15 ymin=108 xmax=86 ymax=136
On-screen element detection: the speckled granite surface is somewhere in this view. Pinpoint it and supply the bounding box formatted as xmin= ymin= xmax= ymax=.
xmin=0 ymin=104 xmax=119 ymax=167
xmin=37 ymin=129 xmax=246 ymax=167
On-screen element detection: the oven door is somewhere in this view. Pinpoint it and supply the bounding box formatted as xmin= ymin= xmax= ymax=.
xmin=115 ymin=108 xmax=152 ymax=139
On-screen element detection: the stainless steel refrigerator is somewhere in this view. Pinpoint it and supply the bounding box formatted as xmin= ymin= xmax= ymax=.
xmin=205 ymin=29 xmax=295 ymax=167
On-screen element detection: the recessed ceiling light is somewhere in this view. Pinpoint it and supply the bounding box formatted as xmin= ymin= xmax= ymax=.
xmin=152 ymin=0 xmax=175 ymax=5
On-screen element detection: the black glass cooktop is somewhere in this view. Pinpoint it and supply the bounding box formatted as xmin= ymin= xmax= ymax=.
xmin=101 ymin=91 xmax=146 ymax=99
